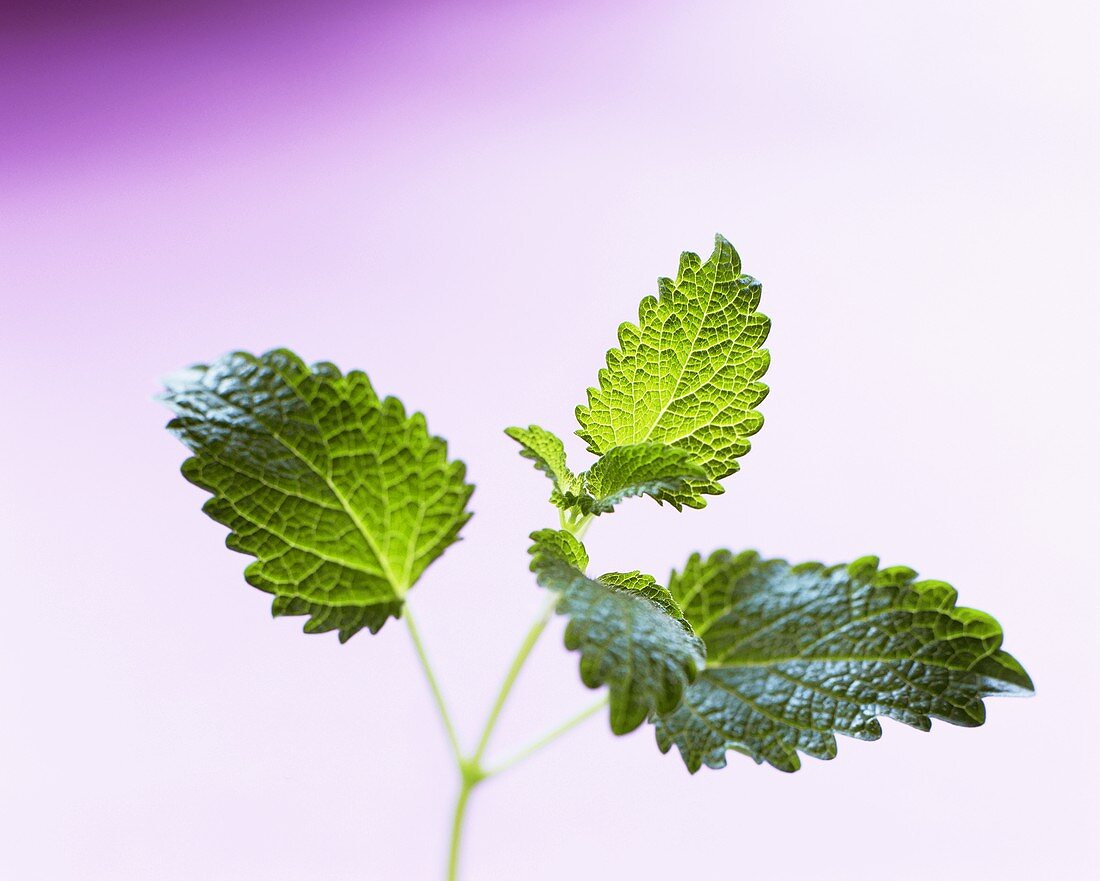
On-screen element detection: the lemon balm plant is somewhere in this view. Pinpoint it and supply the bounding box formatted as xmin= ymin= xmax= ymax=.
xmin=162 ymin=236 xmax=1032 ymax=880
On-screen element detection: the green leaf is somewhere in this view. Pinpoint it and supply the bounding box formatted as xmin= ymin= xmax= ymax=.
xmin=653 ymin=551 xmax=1033 ymax=772
xmin=505 ymin=429 xmax=709 ymax=516
xmin=529 ymin=526 xmax=590 ymax=572
xmin=577 ymin=442 xmax=713 ymax=514
xmin=162 ymin=349 xmax=474 ymax=642
xmin=528 ymin=529 xmax=705 ymax=734
xmin=504 ymin=425 xmax=581 ymax=506
xmin=575 ymin=234 xmax=770 ymax=508
xmin=596 ymin=571 xmax=685 ymax=621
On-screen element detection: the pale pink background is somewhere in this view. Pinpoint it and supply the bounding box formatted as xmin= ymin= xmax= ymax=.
xmin=2 ymin=2 xmax=1097 ymax=878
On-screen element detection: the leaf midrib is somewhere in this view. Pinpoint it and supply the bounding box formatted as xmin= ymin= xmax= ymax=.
xmin=633 ymin=265 xmax=720 ymax=447
xmin=707 ymin=652 xmax=991 ymax=671
xmin=203 ymin=378 xmax=408 ymax=594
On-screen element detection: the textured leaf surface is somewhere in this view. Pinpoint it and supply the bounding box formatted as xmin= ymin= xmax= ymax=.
xmin=654 ymin=551 xmax=1033 ymax=772
xmin=576 ymin=235 xmax=770 ymax=508
xmin=597 ymin=571 xmax=685 ymax=621
xmin=163 ymin=349 xmax=473 ymax=641
xmin=529 ymin=530 xmax=705 ymax=734
xmin=504 ymin=425 xmax=580 ymax=506
xmin=577 ymin=443 xmax=711 ymax=514
xmin=505 ymin=430 xmax=708 ymax=515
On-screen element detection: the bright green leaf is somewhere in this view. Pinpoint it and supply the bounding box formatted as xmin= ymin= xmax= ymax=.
xmin=596 ymin=571 xmax=686 ymax=622
xmin=653 ymin=551 xmax=1033 ymax=772
xmin=162 ymin=349 xmax=474 ymax=642
xmin=505 ymin=430 xmax=710 ymax=515
xmin=576 ymin=234 xmax=770 ymax=508
xmin=504 ymin=425 xmax=581 ymax=507
xmin=577 ymin=442 xmax=713 ymax=514
xmin=529 ymin=526 xmax=589 ymax=572
xmin=528 ymin=529 xmax=705 ymax=734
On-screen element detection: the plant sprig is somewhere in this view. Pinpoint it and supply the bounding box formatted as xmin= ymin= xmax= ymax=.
xmin=162 ymin=235 xmax=1032 ymax=881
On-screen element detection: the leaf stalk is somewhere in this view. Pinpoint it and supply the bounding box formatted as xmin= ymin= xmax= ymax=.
xmin=404 ymin=607 xmax=464 ymax=767
xmin=420 ymin=511 xmax=604 ymax=880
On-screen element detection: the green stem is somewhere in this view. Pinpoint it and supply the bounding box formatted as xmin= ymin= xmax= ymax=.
xmin=471 ymin=592 xmax=560 ymax=764
xmin=559 ymin=508 xmax=595 ymax=539
xmin=437 ymin=514 xmax=599 ymax=880
xmin=486 ymin=694 xmax=609 ymax=776
xmin=446 ymin=592 xmax=561 ymax=880
xmin=405 ymin=606 xmax=464 ymax=767
xmin=447 ymin=777 xmax=475 ymax=881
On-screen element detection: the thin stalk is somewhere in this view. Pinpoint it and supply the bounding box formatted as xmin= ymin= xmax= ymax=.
xmin=486 ymin=694 xmax=609 ymax=776
xmin=559 ymin=508 xmax=594 ymax=539
xmin=405 ymin=607 xmax=464 ymax=766
xmin=571 ymin=513 xmax=594 ymax=540
xmin=438 ymin=512 xmax=600 ymax=879
xmin=446 ymin=592 xmax=562 ymax=880
xmin=447 ymin=778 xmax=475 ymax=881
xmin=471 ymin=592 xmax=560 ymax=764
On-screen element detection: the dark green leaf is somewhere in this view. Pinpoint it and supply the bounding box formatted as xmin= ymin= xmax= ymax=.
xmin=653 ymin=551 xmax=1033 ymax=772
xmin=528 ymin=529 xmax=705 ymax=734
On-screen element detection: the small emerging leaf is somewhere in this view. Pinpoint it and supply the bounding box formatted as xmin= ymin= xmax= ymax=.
xmin=529 ymin=530 xmax=704 ymax=734
xmin=504 ymin=425 xmax=581 ymax=506
xmin=505 ymin=429 xmax=709 ymax=516
xmin=162 ymin=349 xmax=474 ymax=641
xmin=576 ymin=235 xmax=770 ymax=508
xmin=577 ymin=442 xmax=713 ymax=514
xmin=653 ymin=551 xmax=1033 ymax=772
